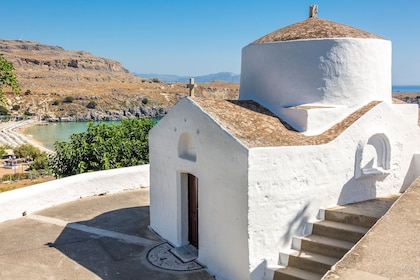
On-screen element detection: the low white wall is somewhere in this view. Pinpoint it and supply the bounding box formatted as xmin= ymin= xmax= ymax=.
xmin=0 ymin=164 xmax=150 ymax=223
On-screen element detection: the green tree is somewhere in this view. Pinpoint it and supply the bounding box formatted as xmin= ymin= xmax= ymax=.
xmin=13 ymin=144 xmax=43 ymax=159
xmin=13 ymin=144 xmax=49 ymax=172
xmin=0 ymin=145 xmax=6 ymax=158
xmin=0 ymin=54 xmax=20 ymax=104
xmin=49 ymin=118 xmax=155 ymax=177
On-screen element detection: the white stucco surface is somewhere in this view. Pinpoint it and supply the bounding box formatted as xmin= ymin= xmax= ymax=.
xmin=240 ymin=38 xmax=392 ymax=133
xmin=148 ymin=22 xmax=420 ymax=280
xmin=149 ymin=99 xmax=420 ymax=280
xmin=278 ymin=106 xmax=354 ymax=135
xmin=0 ymin=165 xmax=150 ymax=223
xmin=247 ymin=103 xmax=420 ymax=274
xmin=149 ymin=98 xmax=251 ymax=280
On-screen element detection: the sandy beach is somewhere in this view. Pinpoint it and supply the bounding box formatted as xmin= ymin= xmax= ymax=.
xmin=0 ymin=120 xmax=54 ymax=154
xmin=0 ymin=120 xmax=56 ymax=189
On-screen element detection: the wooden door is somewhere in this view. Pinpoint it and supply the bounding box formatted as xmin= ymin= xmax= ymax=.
xmin=188 ymin=174 xmax=199 ymax=248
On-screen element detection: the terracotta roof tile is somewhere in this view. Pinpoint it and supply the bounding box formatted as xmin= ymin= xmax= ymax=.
xmin=252 ymin=17 xmax=384 ymax=44
xmin=191 ymin=97 xmax=380 ymax=148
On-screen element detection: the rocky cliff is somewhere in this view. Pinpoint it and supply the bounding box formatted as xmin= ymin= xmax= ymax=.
xmin=0 ymin=40 xmax=239 ymax=121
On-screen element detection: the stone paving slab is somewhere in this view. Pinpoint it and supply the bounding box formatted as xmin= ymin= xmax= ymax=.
xmin=0 ymin=189 xmax=214 ymax=280
xmin=323 ymin=177 xmax=420 ymax=280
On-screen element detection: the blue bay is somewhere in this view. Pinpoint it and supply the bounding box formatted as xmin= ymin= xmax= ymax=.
xmin=24 ymin=121 xmax=121 ymax=151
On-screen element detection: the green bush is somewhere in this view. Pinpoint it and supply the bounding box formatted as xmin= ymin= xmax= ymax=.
xmin=30 ymin=155 xmax=49 ymax=170
xmin=23 ymin=109 xmax=34 ymax=116
xmin=141 ymin=98 xmax=148 ymax=105
xmin=2 ymin=173 xmax=29 ymax=181
xmin=52 ymin=100 xmax=60 ymax=106
xmin=49 ymin=118 xmax=155 ymax=177
xmin=0 ymin=105 xmax=9 ymax=115
xmin=12 ymin=104 xmax=20 ymax=111
xmin=86 ymin=101 xmax=97 ymax=109
xmin=62 ymin=96 xmax=74 ymax=103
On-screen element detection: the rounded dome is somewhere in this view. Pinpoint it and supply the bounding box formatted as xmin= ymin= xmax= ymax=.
xmin=239 ymin=15 xmax=391 ymax=111
xmin=252 ymin=17 xmax=384 ymax=44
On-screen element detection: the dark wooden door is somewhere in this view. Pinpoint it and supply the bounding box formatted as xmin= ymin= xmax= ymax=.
xmin=188 ymin=174 xmax=199 ymax=248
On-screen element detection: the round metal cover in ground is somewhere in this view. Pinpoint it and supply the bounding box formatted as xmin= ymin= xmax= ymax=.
xmin=146 ymin=243 xmax=204 ymax=271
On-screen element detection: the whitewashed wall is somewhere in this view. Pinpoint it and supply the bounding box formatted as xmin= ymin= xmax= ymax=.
xmin=150 ymin=99 xmax=420 ymax=280
xmin=246 ymin=103 xmax=420 ymax=279
xmin=149 ymin=97 xmax=251 ymax=280
xmin=0 ymin=165 xmax=150 ymax=223
xmin=240 ymin=38 xmax=392 ymax=110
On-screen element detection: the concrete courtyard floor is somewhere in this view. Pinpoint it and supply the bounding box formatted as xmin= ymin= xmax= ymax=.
xmin=0 ymin=188 xmax=214 ymax=280
xmin=1 ymin=179 xmax=419 ymax=280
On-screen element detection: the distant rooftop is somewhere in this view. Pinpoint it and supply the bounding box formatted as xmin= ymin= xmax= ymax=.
xmin=252 ymin=6 xmax=384 ymax=44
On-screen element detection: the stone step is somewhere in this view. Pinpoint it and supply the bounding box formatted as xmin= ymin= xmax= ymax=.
xmin=300 ymin=234 xmax=355 ymax=258
xmin=274 ymin=266 xmax=323 ymax=280
xmin=271 ymin=196 xmax=399 ymax=279
xmin=287 ymin=250 xmax=339 ymax=275
xmin=312 ymin=220 xmax=368 ymax=243
xmin=324 ymin=208 xmax=378 ymax=228
xmin=324 ymin=195 xmax=399 ymax=228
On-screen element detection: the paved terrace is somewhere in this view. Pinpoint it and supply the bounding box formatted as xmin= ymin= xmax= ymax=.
xmin=0 ymin=169 xmax=418 ymax=279
xmin=0 ymin=188 xmax=214 ymax=280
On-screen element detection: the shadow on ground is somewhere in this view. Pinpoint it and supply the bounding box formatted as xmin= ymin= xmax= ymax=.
xmin=47 ymin=206 xmax=213 ymax=280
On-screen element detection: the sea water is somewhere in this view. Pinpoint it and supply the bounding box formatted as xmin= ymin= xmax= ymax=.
xmin=392 ymin=85 xmax=420 ymax=93
xmin=24 ymin=121 xmax=120 ymax=151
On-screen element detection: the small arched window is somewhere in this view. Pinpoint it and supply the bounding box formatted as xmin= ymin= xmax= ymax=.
xmin=178 ymin=132 xmax=196 ymax=162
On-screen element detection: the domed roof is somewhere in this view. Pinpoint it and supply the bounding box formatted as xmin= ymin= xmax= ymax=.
xmin=252 ymin=17 xmax=384 ymax=44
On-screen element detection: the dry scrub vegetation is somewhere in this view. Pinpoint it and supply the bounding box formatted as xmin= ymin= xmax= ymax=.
xmin=0 ymin=39 xmax=239 ymax=120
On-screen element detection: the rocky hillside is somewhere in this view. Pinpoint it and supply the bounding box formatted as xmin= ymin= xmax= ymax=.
xmin=0 ymin=40 xmax=239 ymax=121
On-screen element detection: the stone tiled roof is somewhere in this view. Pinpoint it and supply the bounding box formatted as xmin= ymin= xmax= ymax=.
xmin=191 ymin=97 xmax=380 ymax=148
xmin=252 ymin=17 xmax=384 ymax=44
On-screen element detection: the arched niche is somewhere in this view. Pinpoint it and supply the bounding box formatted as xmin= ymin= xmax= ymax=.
xmin=178 ymin=132 xmax=196 ymax=162
xmin=355 ymin=133 xmax=390 ymax=179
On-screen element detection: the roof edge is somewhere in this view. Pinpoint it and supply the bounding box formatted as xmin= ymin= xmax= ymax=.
xmin=251 ymin=17 xmax=385 ymax=44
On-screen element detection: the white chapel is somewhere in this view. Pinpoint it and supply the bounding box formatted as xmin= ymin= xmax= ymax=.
xmin=148 ymin=6 xmax=420 ymax=280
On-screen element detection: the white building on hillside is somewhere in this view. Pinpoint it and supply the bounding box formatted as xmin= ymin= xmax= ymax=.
xmin=148 ymin=7 xmax=420 ymax=280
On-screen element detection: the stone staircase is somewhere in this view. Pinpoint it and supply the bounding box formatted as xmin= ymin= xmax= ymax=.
xmin=273 ymin=195 xmax=399 ymax=280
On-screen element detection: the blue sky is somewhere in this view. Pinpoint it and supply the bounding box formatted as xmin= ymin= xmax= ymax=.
xmin=1 ymin=0 xmax=419 ymax=84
